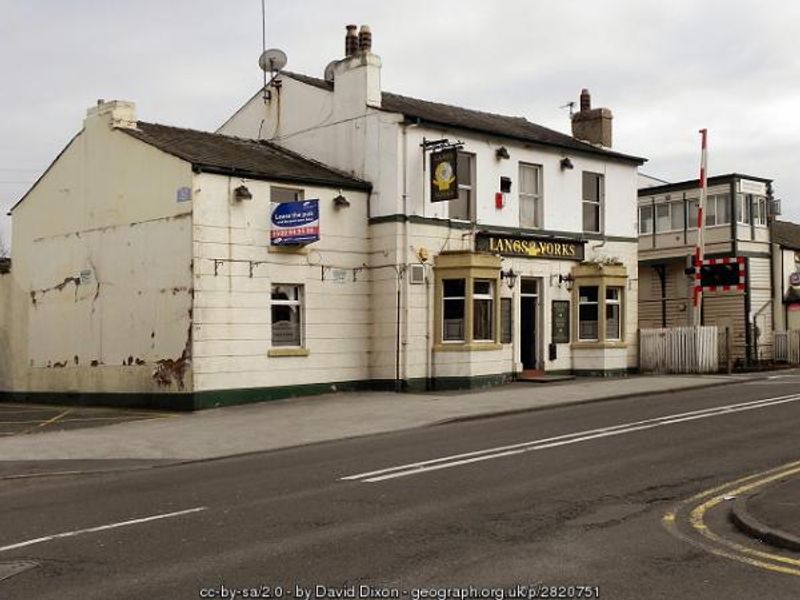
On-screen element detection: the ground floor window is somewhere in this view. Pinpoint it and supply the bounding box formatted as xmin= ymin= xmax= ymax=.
xmin=271 ymin=284 xmax=303 ymax=347
xmin=473 ymin=280 xmax=494 ymax=341
xmin=578 ymin=286 xmax=599 ymax=341
xmin=434 ymin=253 xmax=502 ymax=348
xmin=443 ymin=279 xmax=466 ymax=341
xmin=606 ymin=287 xmax=622 ymax=340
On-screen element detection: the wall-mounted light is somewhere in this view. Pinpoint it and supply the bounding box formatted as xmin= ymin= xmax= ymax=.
xmin=496 ymin=146 xmax=510 ymax=160
xmin=501 ymin=268 xmax=518 ymax=289
xmin=333 ymin=193 xmax=350 ymax=209
xmin=560 ymin=157 xmax=574 ymax=170
xmin=233 ymin=185 xmax=252 ymax=201
xmin=558 ymin=273 xmax=574 ymax=290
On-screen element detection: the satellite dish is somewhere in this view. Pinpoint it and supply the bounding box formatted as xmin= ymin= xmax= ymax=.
xmin=258 ymin=48 xmax=287 ymax=73
xmin=324 ymin=61 xmax=337 ymax=83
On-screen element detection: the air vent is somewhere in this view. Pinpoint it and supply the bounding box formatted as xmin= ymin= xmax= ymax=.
xmin=409 ymin=264 xmax=425 ymax=285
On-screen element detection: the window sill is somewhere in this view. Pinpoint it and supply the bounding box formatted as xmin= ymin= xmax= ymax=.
xmin=268 ymin=348 xmax=310 ymax=357
xmin=269 ymin=245 xmax=310 ymax=255
xmin=571 ymin=341 xmax=628 ymax=349
xmin=433 ymin=342 xmax=503 ymax=352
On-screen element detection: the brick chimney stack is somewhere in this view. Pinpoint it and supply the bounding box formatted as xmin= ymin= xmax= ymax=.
xmin=571 ymin=88 xmax=613 ymax=148
xmin=345 ymin=24 xmax=359 ymax=56
xmin=358 ymin=25 xmax=372 ymax=52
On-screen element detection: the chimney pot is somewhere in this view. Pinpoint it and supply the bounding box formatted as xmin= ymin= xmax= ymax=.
xmin=345 ymin=24 xmax=358 ymax=57
xmin=580 ymin=88 xmax=591 ymax=112
xmin=358 ymin=25 xmax=372 ymax=52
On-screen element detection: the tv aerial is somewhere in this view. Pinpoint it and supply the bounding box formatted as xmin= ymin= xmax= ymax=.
xmin=258 ymin=48 xmax=287 ymax=102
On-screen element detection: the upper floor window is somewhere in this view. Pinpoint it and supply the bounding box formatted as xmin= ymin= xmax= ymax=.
xmin=519 ymin=163 xmax=542 ymax=229
xmin=450 ymin=152 xmax=474 ymax=221
xmin=705 ymin=194 xmax=730 ymax=226
xmin=582 ymin=172 xmax=603 ymax=233
xmin=271 ymin=186 xmax=304 ymax=203
xmin=736 ymin=194 xmax=751 ymax=224
xmin=639 ymin=205 xmax=653 ymax=234
xmin=755 ymin=196 xmax=767 ymax=226
xmin=654 ymin=201 xmax=684 ymax=232
xmin=688 ymin=199 xmax=698 ymax=229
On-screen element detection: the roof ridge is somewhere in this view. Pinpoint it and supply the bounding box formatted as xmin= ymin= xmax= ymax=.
xmin=381 ymin=90 xmax=531 ymax=123
xmin=137 ymin=120 xmax=265 ymax=146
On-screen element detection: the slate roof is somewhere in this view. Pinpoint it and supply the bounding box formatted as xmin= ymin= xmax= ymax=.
xmin=638 ymin=173 xmax=773 ymax=196
xmin=123 ymin=122 xmax=371 ymax=191
xmin=772 ymin=220 xmax=800 ymax=251
xmin=281 ymin=71 xmax=646 ymax=165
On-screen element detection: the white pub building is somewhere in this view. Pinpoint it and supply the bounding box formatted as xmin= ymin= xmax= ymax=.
xmin=218 ymin=25 xmax=646 ymax=392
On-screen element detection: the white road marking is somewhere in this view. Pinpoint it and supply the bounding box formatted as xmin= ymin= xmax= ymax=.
xmin=342 ymin=393 xmax=800 ymax=483
xmin=0 ymin=507 xmax=207 ymax=553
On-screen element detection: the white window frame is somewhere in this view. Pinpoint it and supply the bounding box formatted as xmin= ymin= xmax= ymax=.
xmin=519 ymin=163 xmax=543 ymax=229
xmin=606 ymin=287 xmax=623 ymax=341
xmin=472 ymin=279 xmax=495 ymax=342
xmin=655 ymin=203 xmax=671 ymax=233
xmin=270 ymin=186 xmax=304 ymax=203
xmin=755 ymin=196 xmax=767 ymax=226
xmin=582 ymin=172 xmax=604 ymax=234
xmin=736 ymin=194 xmax=752 ymax=225
xmin=270 ymin=284 xmax=304 ymax=348
xmin=639 ymin=205 xmax=653 ymax=235
xmin=450 ymin=152 xmax=474 ymax=221
xmin=705 ymin=194 xmax=731 ymax=227
xmin=442 ymin=278 xmax=466 ymax=342
xmin=578 ymin=286 xmax=599 ymax=341
xmin=688 ymin=199 xmax=699 ymax=230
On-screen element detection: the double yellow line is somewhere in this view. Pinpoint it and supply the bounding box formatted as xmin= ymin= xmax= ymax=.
xmin=663 ymin=459 xmax=800 ymax=576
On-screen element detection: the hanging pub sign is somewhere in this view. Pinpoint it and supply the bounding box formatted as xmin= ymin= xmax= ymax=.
xmin=270 ymin=199 xmax=320 ymax=246
xmin=476 ymin=233 xmax=585 ymax=260
xmin=430 ymin=147 xmax=459 ymax=202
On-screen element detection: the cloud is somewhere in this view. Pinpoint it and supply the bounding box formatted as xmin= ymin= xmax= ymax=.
xmin=3 ymin=0 xmax=799 ymax=248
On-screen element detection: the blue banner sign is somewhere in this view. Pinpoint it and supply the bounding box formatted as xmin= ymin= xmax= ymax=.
xmin=270 ymin=200 xmax=320 ymax=246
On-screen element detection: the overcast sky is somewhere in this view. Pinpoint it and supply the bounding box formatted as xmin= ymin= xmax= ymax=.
xmin=2 ymin=0 xmax=799 ymax=249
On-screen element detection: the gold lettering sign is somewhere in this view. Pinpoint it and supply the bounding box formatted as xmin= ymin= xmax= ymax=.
xmin=476 ymin=234 xmax=585 ymax=261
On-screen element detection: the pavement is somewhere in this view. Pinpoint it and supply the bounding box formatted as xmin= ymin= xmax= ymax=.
xmin=1 ymin=369 xmax=799 ymax=556
xmin=731 ymin=475 xmax=800 ymax=552
xmin=0 ymin=373 xmax=756 ymax=467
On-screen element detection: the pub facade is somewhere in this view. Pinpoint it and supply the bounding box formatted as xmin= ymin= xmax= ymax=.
xmin=218 ymin=24 xmax=646 ymax=391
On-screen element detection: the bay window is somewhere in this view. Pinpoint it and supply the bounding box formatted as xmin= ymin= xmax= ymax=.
xmin=578 ymin=287 xmax=599 ymax=341
xmin=473 ymin=280 xmax=494 ymax=341
xmin=443 ymin=279 xmax=466 ymax=342
xmin=606 ymin=287 xmax=622 ymax=341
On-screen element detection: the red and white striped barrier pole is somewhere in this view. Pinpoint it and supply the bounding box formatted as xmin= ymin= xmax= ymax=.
xmin=693 ymin=129 xmax=708 ymax=327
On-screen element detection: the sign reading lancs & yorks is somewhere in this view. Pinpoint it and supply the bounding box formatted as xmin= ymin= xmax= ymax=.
xmin=476 ymin=233 xmax=585 ymax=260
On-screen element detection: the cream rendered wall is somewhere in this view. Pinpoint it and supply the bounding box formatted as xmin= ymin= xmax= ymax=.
xmin=9 ymin=109 xmax=194 ymax=394
xmin=191 ymin=173 xmax=371 ymax=391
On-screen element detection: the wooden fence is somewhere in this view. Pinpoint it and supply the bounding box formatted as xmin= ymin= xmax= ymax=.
xmin=640 ymin=326 xmax=719 ymax=374
xmin=774 ymin=330 xmax=800 ymax=364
